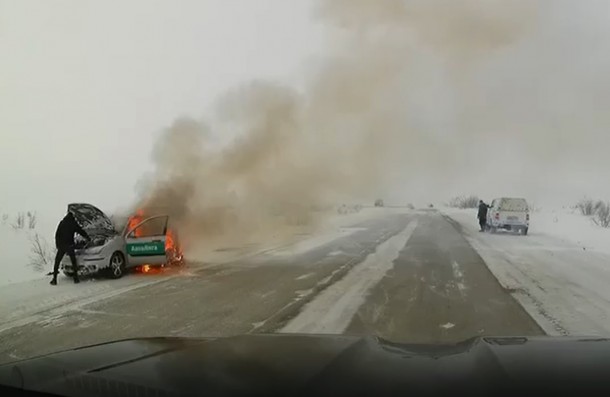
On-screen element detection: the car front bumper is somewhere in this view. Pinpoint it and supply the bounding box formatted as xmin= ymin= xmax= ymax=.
xmin=61 ymin=255 xmax=109 ymax=275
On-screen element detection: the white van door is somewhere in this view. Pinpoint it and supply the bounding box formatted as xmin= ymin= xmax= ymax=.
xmin=124 ymin=215 xmax=169 ymax=267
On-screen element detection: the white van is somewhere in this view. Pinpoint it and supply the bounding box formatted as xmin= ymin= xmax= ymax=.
xmin=486 ymin=198 xmax=530 ymax=235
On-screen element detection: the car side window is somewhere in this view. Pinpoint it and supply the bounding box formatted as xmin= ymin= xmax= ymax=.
xmin=128 ymin=217 xmax=168 ymax=238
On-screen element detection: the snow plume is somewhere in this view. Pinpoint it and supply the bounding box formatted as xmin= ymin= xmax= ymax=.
xmin=134 ymin=0 xmax=594 ymax=250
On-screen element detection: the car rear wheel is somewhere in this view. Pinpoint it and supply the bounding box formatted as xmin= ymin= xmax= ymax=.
xmin=523 ymin=227 xmax=529 ymax=236
xmin=106 ymin=252 xmax=126 ymax=279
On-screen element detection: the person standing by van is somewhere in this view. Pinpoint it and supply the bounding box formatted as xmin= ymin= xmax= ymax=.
xmin=51 ymin=210 xmax=90 ymax=285
xmin=477 ymin=200 xmax=491 ymax=232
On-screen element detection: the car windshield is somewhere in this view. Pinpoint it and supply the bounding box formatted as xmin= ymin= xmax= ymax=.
xmin=2 ymin=0 xmax=610 ymax=381
xmin=498 ymin=199 xmax=528 ymax=212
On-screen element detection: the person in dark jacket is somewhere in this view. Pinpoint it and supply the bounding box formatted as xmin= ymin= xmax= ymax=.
xmin=51 ymin=211 xmax=90 ymax=285
xmin=477 ymin=200 xmax=491 ymax=232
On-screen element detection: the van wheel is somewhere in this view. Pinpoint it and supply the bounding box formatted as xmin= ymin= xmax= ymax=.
xmin=106 ymin=252 xmax=126 ymax=279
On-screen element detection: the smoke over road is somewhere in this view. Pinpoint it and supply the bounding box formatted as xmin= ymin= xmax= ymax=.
xmin=131 ymin=0 xmax=610 ymax=251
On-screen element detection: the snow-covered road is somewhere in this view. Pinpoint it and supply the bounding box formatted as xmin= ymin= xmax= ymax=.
xmin=0 ymin=209 xmax=544 ymax=363
xmin=443 ymin=209 xmax=610 ymax=336
xmin=0 ymin=208 xmax=384 ymax=333
xmin=2 ymin=207 xmax=609 ymax=365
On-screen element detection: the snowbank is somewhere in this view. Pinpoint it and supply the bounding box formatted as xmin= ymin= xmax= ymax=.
xmin=443 ymin=206 xmax=610 ymax=336
xmin=443 ymin=207 xmax=610 ymax=255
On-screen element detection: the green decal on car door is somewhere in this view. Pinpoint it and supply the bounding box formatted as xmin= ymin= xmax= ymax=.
xmin=126 ymin=241 xmax=166 ymax=257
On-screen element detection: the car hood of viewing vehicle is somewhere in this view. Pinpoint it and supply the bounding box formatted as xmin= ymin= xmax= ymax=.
xmin=1 ymin=335 xmax=610 ymax=396
xmin=68 ymin=203 xmax=117 ymax=237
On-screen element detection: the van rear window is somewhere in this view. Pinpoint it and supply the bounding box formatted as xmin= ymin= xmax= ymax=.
xmin=499 ymin=198 xmax=528 ymax=211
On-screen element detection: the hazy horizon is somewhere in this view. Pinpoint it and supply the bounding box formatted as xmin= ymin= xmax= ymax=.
xmin=3 ymin=0 xmax=610 ymax=221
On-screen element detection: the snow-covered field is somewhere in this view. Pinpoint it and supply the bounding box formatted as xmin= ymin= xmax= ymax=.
xmin=443 ymin=207 xmax=610 ymax=336
xmin=530 ymin=208 xmax=610 ymax=255
xmin=0 ymin=215 xmax=56 ymax=286
xmin=1 ymin=229 xmax=43 ymax=285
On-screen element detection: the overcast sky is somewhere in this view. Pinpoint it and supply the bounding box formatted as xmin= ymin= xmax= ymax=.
xmin=0 ymin=0 xmax=324 ymax=215
xmin=3 ymin=0 xmax=610 ymax=219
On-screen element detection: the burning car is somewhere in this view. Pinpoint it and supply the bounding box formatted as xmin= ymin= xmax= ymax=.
xmin=61 ymin=203 xmax=183 ymax=279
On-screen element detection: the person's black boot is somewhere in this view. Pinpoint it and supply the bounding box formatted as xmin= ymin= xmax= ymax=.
xmin=50 ymin=277 xmax=57 ymax=286
xmin=73 ymin=276 xmax=80 ymax=284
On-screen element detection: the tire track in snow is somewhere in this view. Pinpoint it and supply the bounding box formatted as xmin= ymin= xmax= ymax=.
xmin=280 ymin=220 xmax=418 ymax=334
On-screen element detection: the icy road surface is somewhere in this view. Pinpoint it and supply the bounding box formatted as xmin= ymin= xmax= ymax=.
xmin=0 ymin=208 xmax=547 ymax=364
xmin=3 ymin=206 xmax=609 ymax=363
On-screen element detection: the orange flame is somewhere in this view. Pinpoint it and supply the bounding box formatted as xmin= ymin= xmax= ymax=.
xmin=136 ymin=264 xmax=164 ymax=274
xmin=127 ymin=209 xmax=145 ymax=237
xmin=166 ymin=229 xmax=176 ymax=251
xmin=165 ymin=229 xmax=184 ymax=265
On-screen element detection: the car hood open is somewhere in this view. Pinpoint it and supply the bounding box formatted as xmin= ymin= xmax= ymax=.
xmin=1 ymin=334 xmax=610 ymax=396
xmin=67 ymin=203 xmax=116 ymax=237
